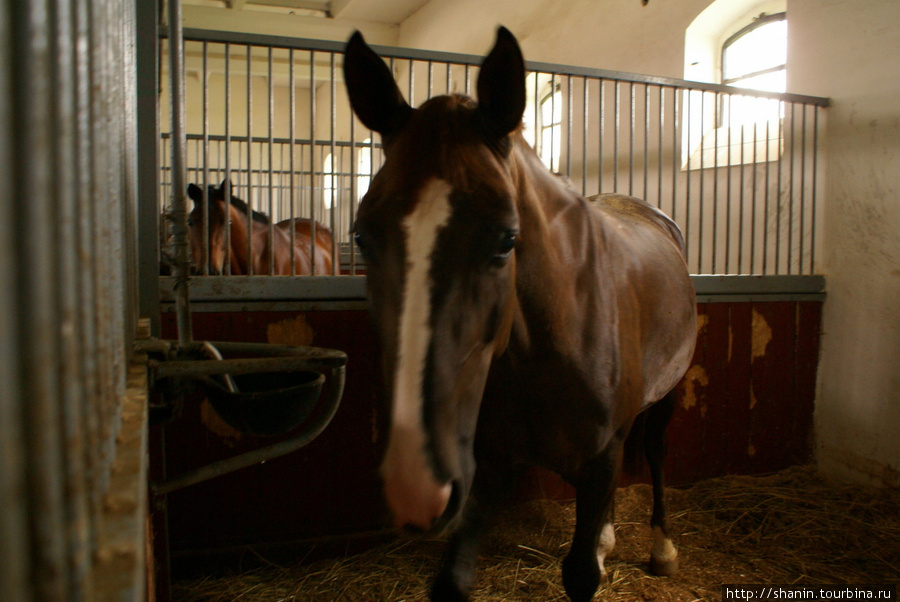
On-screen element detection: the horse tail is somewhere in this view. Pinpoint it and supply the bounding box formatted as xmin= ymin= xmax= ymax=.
xmin=621 ymin=390 xmax=678 ymax=477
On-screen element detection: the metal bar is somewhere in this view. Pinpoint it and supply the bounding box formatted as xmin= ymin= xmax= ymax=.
xmin=566 ymin=75 xmax=572 ymax=178
xmin=628 ymin=82 xmax=634 ymax=195
xmin=174 ymin=28 xmax=830 ymax=107
xmin=153 ymin=364 xmax=346 ymax=495
xmin=800 ymin=103 xmax=808 ymax=275
xmin=613 ymin=80 xmax=619 ymax=191
xmin=599 ymin=79 xmax=604 ymax=193
xmin=224 ymin=42 xmax=232 ymax=275
xmin=712 ymin=91 xmax=719 ymax=274
xmin=582 ymin=77 xmax=588 ymax=196
xmin=788 ymin=102 xmax=796 ymax=274
xmin=167 ymin=0 xmax=192 ymax=346
xmin=811 ymin=106 xmax=819 ymax=274
xmin=245 ymin=43 xmax=253 ymax=275
xmin=267 ymin=45 xmax=275 ymax=275
xmin=288 ymin=48 xmax=296 ymax=274
xmin=330 ymin=51 xmax=338 ymax=274
xmin=309 ymin=49 xmax=318 ymax=274
xmin=202 ymin=41 xmax=210 ymax=275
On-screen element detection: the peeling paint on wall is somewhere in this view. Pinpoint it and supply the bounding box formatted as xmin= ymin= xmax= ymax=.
xmin=680 ymin=364 xmax=709 ymax=417
xmin=267 ymin=314 xmax=316 ymax=347
xmin=751 ymin=308 xmax=772 ymax=361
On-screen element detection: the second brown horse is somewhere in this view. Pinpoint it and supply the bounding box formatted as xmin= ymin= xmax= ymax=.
xmin=186 ymin=179 xmax=333 ymax=276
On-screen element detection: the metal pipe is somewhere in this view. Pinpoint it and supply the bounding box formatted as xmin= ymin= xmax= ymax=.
xmin=167 ymin=0 xmax=192 ymax=346
xmin=152 ymin=364 xmax=346 ymax=495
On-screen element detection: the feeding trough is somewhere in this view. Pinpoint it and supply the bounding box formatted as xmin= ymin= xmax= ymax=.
xmin=202 ymin=370 xmax=325 ymax=437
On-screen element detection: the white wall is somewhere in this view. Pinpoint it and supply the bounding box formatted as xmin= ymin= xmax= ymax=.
xmin=789 ymin=0 xmax=900 ymax=487
xmin=396 ymin=0 xmax=900 ymax=485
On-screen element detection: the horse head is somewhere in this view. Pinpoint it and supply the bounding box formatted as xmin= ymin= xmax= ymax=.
xmin=345 ymin=28 xmax=526 ymax=531
xmin=187 ymin=179 xmax=233 ymax=275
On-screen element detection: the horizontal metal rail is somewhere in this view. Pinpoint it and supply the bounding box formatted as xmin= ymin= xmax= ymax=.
xmin=155 ymin=26 xmax=830 ymax=291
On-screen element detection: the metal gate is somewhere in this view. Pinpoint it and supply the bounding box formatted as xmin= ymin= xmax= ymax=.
xmin=153 ymin=28 xmax=828 ymax=310
xmin=0 ymin=1 xmax=145 ymax=600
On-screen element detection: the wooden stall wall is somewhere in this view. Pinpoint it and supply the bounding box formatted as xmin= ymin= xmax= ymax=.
xmin=155 ymin=299 xmax=821 ymax=569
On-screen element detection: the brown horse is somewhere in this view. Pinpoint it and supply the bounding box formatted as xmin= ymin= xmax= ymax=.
xmin=186 ymin=180 xmax=333 ymax=276
xmin=344 ymin=28 xmax=697 ymax=602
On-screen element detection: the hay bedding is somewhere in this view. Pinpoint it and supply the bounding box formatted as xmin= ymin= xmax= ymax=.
xmin=174 ymin=466 xmax=900 ymax=601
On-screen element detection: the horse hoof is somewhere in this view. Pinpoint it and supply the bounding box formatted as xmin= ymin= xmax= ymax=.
xmin=649 ymin=554 xmax=679 ymax=577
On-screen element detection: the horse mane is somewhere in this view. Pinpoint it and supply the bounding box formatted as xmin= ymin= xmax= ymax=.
xmin=226 ymin=195 xmax=270 ymax=225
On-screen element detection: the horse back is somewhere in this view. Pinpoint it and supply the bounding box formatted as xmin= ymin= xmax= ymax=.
xmin=586 ymin=193 xmax=697 ymax=407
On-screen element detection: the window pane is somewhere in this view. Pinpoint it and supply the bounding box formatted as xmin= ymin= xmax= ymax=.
xmin=724 ymin=19 xmax=787 ymax=82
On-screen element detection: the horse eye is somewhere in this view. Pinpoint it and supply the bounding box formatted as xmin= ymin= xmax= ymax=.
xmin=493 ymin=230 xmax=517 ymax=262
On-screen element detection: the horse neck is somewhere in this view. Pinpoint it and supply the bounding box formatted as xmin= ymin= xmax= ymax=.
xmin=507 ymin=138 xmax=616 ymax=348
xmin=227 ymin=206 xmax=254 ymax=275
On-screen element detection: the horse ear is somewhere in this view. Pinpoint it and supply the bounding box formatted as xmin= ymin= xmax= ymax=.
xmin=187 ymin=183 xmax=203 ymax=204
xmin=343 ymin=31 xmax=412 ymax=146
xmin=476 ymin=27 xmax=526 ymax=142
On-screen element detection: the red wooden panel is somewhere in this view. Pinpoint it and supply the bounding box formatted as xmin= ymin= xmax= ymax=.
xmin=152 ymin=300 xmax=822 ymax=558
xmin=748 ymin=302 xmax=796 ymax=472
xmin=793 ymin=301 xmax=821 ymax=464
xmin=157 ymin=310 xmax=390 ymax=560
xmin=724 ymin=303 xmax=754 ymax=473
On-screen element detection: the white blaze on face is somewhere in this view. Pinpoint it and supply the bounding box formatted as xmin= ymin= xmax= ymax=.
xmin=380 ymin=178 xmax=454 ymax=530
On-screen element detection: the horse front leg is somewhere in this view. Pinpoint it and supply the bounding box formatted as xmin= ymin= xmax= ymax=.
xmin=561 ymin=444 xmax=622 ymax=602
xmin=430 ymin=460 xmax=520 ymax=602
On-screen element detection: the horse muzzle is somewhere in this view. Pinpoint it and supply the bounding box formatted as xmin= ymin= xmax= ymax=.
xmin=379 ymin=424 xmax=466 ymax=532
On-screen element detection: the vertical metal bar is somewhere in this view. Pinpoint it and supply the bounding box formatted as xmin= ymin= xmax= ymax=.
xmin=738 ymin=97 xmax=745 ymax=274
xmin=224 ymin=42 xmax=232 ymax=275
xmin=136 ymin=0 xmax=160 ymax=335
xmin=810 ymin=106 xmax=819 ymax=274
xmin=201 ymin=41 xmax=210 ymax=274
xmin=53 ymin=0 xmax=91 ymax=592
xmin=657 ymin=86 xmax=664 ymax=209
xmin=167 ymin=0 xmax=192 ymax=345
xmin=427 ymin=60 xmax=434 ymax=99
xmin=775 ymin=100 xmax=784 ymax=274
xmin=643 ymin=84 xmax=649 ymax=200
xmin=581 ymin=77 xmax=588 ymax=196
xmin=408 ymin=59 xmax=414 ymax=106
xmin=684 ymin=89 xmax=691 ymax=266
xmin=309 ymin=49 xmax=317 ymax=273
xmin=445 ymin=62 xmax=451 ymax=95
xmin=725 ymin=93 xmax=733 ymax=273
xmin=628 ymin=81 xmax=634 ymax=195
xmin=711 ymin=91 xmax=719 ymax=275
xmin=464 ymin=64 xmax=470 ymax=96
xmin=613 ymin=80 xmax=619 ymax=192
xmin=788 ymin=102 xmax=795 ymax=274
xmin=799 ymin=103 xmax=808 ymax=275
xmin=763 ymin=108 xmax=771 ymax=275
xmin=0 ymin=1 xmax=30 ymax=595
xmin=550 ymin=73 xmax=557 ymax=171
xmin=671 ymin=87 xmax=678 ymax=222
xmin=288 ymin=48 xmax=296 ymax=274
xmin=565 ymin=75 xmax=572 ymax=178
xmin=750 ymin=117 xmax=758 ymax=274
xmin=330 ymin=52 xmax=338 ymax=274
xmin=598 ymin=79 xmax=604 ymax=193
xmin=245 ymin=44 xmax=253 ymax=275
xmin=697 ymin=91 xmax=704 ymax=273
xmin=349 ymin=98 xmax=357 ymax=275
xmin=267 ymin=46 xmax=275 ymax=275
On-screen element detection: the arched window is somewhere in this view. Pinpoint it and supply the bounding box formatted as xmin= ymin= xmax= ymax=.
xmin=683 ymin=2 xmax=787 ymax=169
xmin=722 ymin=12 xmax=786 ymax=91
